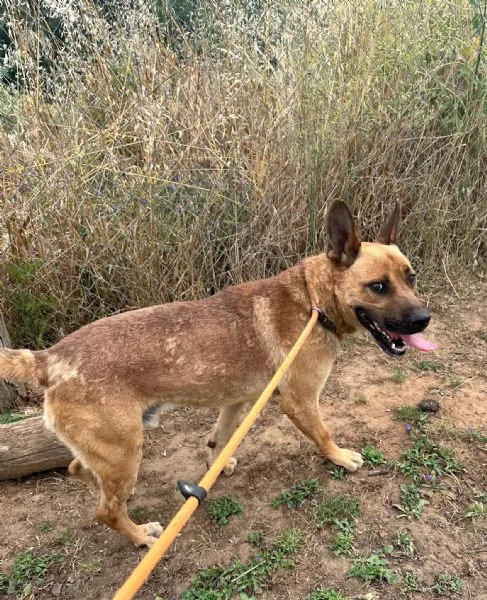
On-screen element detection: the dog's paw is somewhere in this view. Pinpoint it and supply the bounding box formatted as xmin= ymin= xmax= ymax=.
xmin=138 ymin=522 xmax=164 ymax=548
xmin=223 ymin=456 xmax=237 ymax=476
xmin=331 ymin=448 xmax=364 ymax=472
xmin=206 ymin=450 xmax=238 ymax=476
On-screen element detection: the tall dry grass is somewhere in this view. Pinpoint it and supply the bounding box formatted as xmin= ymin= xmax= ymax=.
xmin=0 ymin=0 xmax=486 ymax=347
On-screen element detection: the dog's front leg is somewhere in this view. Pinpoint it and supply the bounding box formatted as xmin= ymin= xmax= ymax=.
xmin=280 ymin=387 xmax=363 ymax=472
xmin=207 ymin=403 xmax=245 ymax=475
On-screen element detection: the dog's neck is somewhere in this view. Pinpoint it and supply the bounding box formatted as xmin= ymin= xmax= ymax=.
xmin=301 ymin=254 xmax=353 ymax=338
xmin=312 ymin=307 xmax=337 ymax=334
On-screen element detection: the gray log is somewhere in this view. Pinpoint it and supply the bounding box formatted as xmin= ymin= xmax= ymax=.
xmin=0 ymin=312 xmax=27 ymax=410
xmin=0 ymin=416 xmax=73 ymax=480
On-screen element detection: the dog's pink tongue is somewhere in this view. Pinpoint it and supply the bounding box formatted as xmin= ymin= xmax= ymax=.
xmin=400 ymin=333 xmax=438 ymax=352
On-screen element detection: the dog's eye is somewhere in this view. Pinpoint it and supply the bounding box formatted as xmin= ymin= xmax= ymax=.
xmin=408 ymin=273 xmax=417 ymax=286
xmin=368 ymin=281 xmax=388 ymax=294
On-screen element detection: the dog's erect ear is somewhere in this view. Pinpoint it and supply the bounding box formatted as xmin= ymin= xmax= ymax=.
xmin=376 ymin=202 xmax=401 ymax=245
xmin=326 ymin=201 xmax=361 ymax=265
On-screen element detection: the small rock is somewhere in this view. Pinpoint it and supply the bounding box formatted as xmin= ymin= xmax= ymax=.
xmin=418 ymin=398 xmax=440 ymax=413
xmin=52 ymin=582 xmax=62 ymax=596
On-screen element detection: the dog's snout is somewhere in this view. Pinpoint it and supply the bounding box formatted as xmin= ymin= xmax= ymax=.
xmin=409 ymin=308 xmax=430 ymax=332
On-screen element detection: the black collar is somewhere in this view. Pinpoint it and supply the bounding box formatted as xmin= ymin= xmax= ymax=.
xmin=312 ymin=307 xmax=337 ymax=334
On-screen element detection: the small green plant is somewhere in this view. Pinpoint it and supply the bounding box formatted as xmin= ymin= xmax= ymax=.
xmin=396 ymin=405 xmax=429 ymax=429
xmin=393 ymin=367 xmax=407 ymax=383
xmin=415 ymin=359 xmax=442 ymax=372
xmin=393 ymin=435 xmax=460 ymax=482
xmin=330 ymin=518 xmax=356 ymax=556
xmin=0 ymin=412 xmax=26 ymax=424
xmin=207 ymin=496 xmax=243 ymax=527
xmin=361 ymin=443 xmax=386 ymax=466
xmin=465 ymin=427 xmax=487 ymax=442
xmin=307 ymin=587 xmax=344 ymax=600
xmin=0 ymin=548 xmax=63 ymax=595
xmin=182 ymin=530 xmax=301 ymax=598
xmin=130 ymin=506 xmax=150 ymax=523
xmin=6 ymin=258 xmax=60 ymax=348
xmin=79 ymin=559 xmax=102 ymax=576
xmin=326 ymin=463 xmax=348 ymax=480
xmin=356 ymin=393 xmax=368 ymax=405
xmin=393 ymin=483 xmax=430 ymax=519
xmin=395 ymin=530 xmax=415 ymax=556
xmin=431 ymin=573 xmax=463 ymax=595
xmin=314 ymin=495 xmax=360 ymax=529
xmin=402 ymin=571 xmax=421 ymax=593
xmin=38 ymin=520 xmax=54 ymax=533
xmin=272 ymin=478 xmax=321 ymax=509
xmin=247 ymin=531 xmax=263 ymax=546
xmin=347 ymin=546 xmax=398 ymax=584
xmin=449 ymin=375 xmax=464 ymax=388
xmin=464 ymin=501 xmax=487 ymax=519
xmin=51 ymin=526 xmax=74 ymax=547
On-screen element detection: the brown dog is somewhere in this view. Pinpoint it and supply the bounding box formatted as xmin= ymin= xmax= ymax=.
xmin=0 ymin=201 xmax=436 ymax=547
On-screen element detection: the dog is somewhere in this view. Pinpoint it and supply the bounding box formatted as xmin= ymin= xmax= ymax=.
xmin=0 ymin=201 xmax=437 ymax=547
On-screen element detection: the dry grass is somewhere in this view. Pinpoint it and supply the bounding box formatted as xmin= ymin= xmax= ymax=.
xmin=0 ymin=0 xmax=486 ymax=347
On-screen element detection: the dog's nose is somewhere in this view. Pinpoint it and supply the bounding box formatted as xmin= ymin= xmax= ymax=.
xmin=409 ymin=308 xmax=430 ymax=332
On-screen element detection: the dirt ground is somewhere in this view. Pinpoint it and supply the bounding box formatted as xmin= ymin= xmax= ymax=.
xmin=1 ymin=285 xmax=486 ymax=600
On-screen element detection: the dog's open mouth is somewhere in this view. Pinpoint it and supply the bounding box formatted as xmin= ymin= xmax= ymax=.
xmin=355 ymin=308 xmax=438 ymax=357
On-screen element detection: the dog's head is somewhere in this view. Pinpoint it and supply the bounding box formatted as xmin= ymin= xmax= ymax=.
xmin=326 ymin=201 xmax=437 ymax=357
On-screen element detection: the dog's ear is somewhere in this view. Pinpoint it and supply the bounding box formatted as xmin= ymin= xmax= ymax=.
xmin=376 ymin=202 xmax=401 ymax=245
xmin=326 ymin=201 xmax=361 ymax=265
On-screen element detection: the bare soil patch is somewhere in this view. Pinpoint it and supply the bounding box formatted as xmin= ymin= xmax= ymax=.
xmin=1 ymin=288 xmax=486 ymax=599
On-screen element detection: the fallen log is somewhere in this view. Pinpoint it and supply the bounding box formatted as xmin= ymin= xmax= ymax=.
xmin=0 ymin=416 xmax=73 ymax=480
xmin=0 ymin=311 xmax=27 ymax=410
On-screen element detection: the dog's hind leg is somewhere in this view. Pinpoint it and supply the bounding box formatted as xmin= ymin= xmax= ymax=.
xmin=68 ymin=458 xmax=98 ymax=489
xmin=75 ymin=430 xmax=162 ymax=547
xmin=45 ymin=387 xmax=163 ymax=547
xmin=95 ymin=455 xmax=163 ymax=548
xmin=207 ymin=403 xmax=245 ymax=475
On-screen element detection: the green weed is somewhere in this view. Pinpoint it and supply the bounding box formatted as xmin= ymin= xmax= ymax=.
xmin=431 ymin=573 xmax=463 ymax=595
xmin=79 ymin=559 xmax=102 ymax=576
xmin=129 ymin=506 xmax=150 ymax=523
xmin=402 ymin=571 xmax=422 ymax=593
xmin=464 ymin=501 xmax=487 ymax=519
xmin=207 ymin=497 xmax=243 ymax=528
xmin=182 ymin=530 xmax=301 ymax=598
xmin=314 ymin=495 xmax=360 ymax=529
xmin=393 ymin=483 xmax=430 ymax=519
xmin=326 ymin=464 xmax=348 ymax=480
xmin=0 ymin=548 xmax=63 ymax=595
xmin=6 ymin=258 xmax=60 ymax=348
xmin=51 ymin=526 xmax=74 ymax=547
xmin=356 ymin=393 xmax=368 ymax=405
xmin=396 ymin=405 xmax=430 ymax=430
xmin=448 ymin=375 xmax=464 ymax=388
xmin=38 ymin=520 xmax=54 ymax=533
xmin=395 ymin=530 xmax=415 ymax=557
xmin=0 ymin=412 xmax=25 ymax=424
xmin=247 ymin=531 xmax=263 ymax=546
xmin=465 ymin=427 xmax=487 ymax=442
xmin=393 ymin=435 xmax=460 ymax=482
xmin=347 ymin=546 xmax=398 ymax=584
xmin=307 ymin=587 xmax=344 ymax=600
xmin=393 ymin=367 xmax=407 ymax=383
xmin=330 ymin=518 xmax=356 ymax=556
xmin=415 ymin=360 xmax=442 ymax=372
xmin=272 ymin=478 xmax=321 ymax=509
xmin=361 ymin=443 xmax=386 ymax=466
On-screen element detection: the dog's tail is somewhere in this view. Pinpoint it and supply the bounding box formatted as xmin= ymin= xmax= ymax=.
xmin=0 ymin=348 xmax=44 ymax=386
